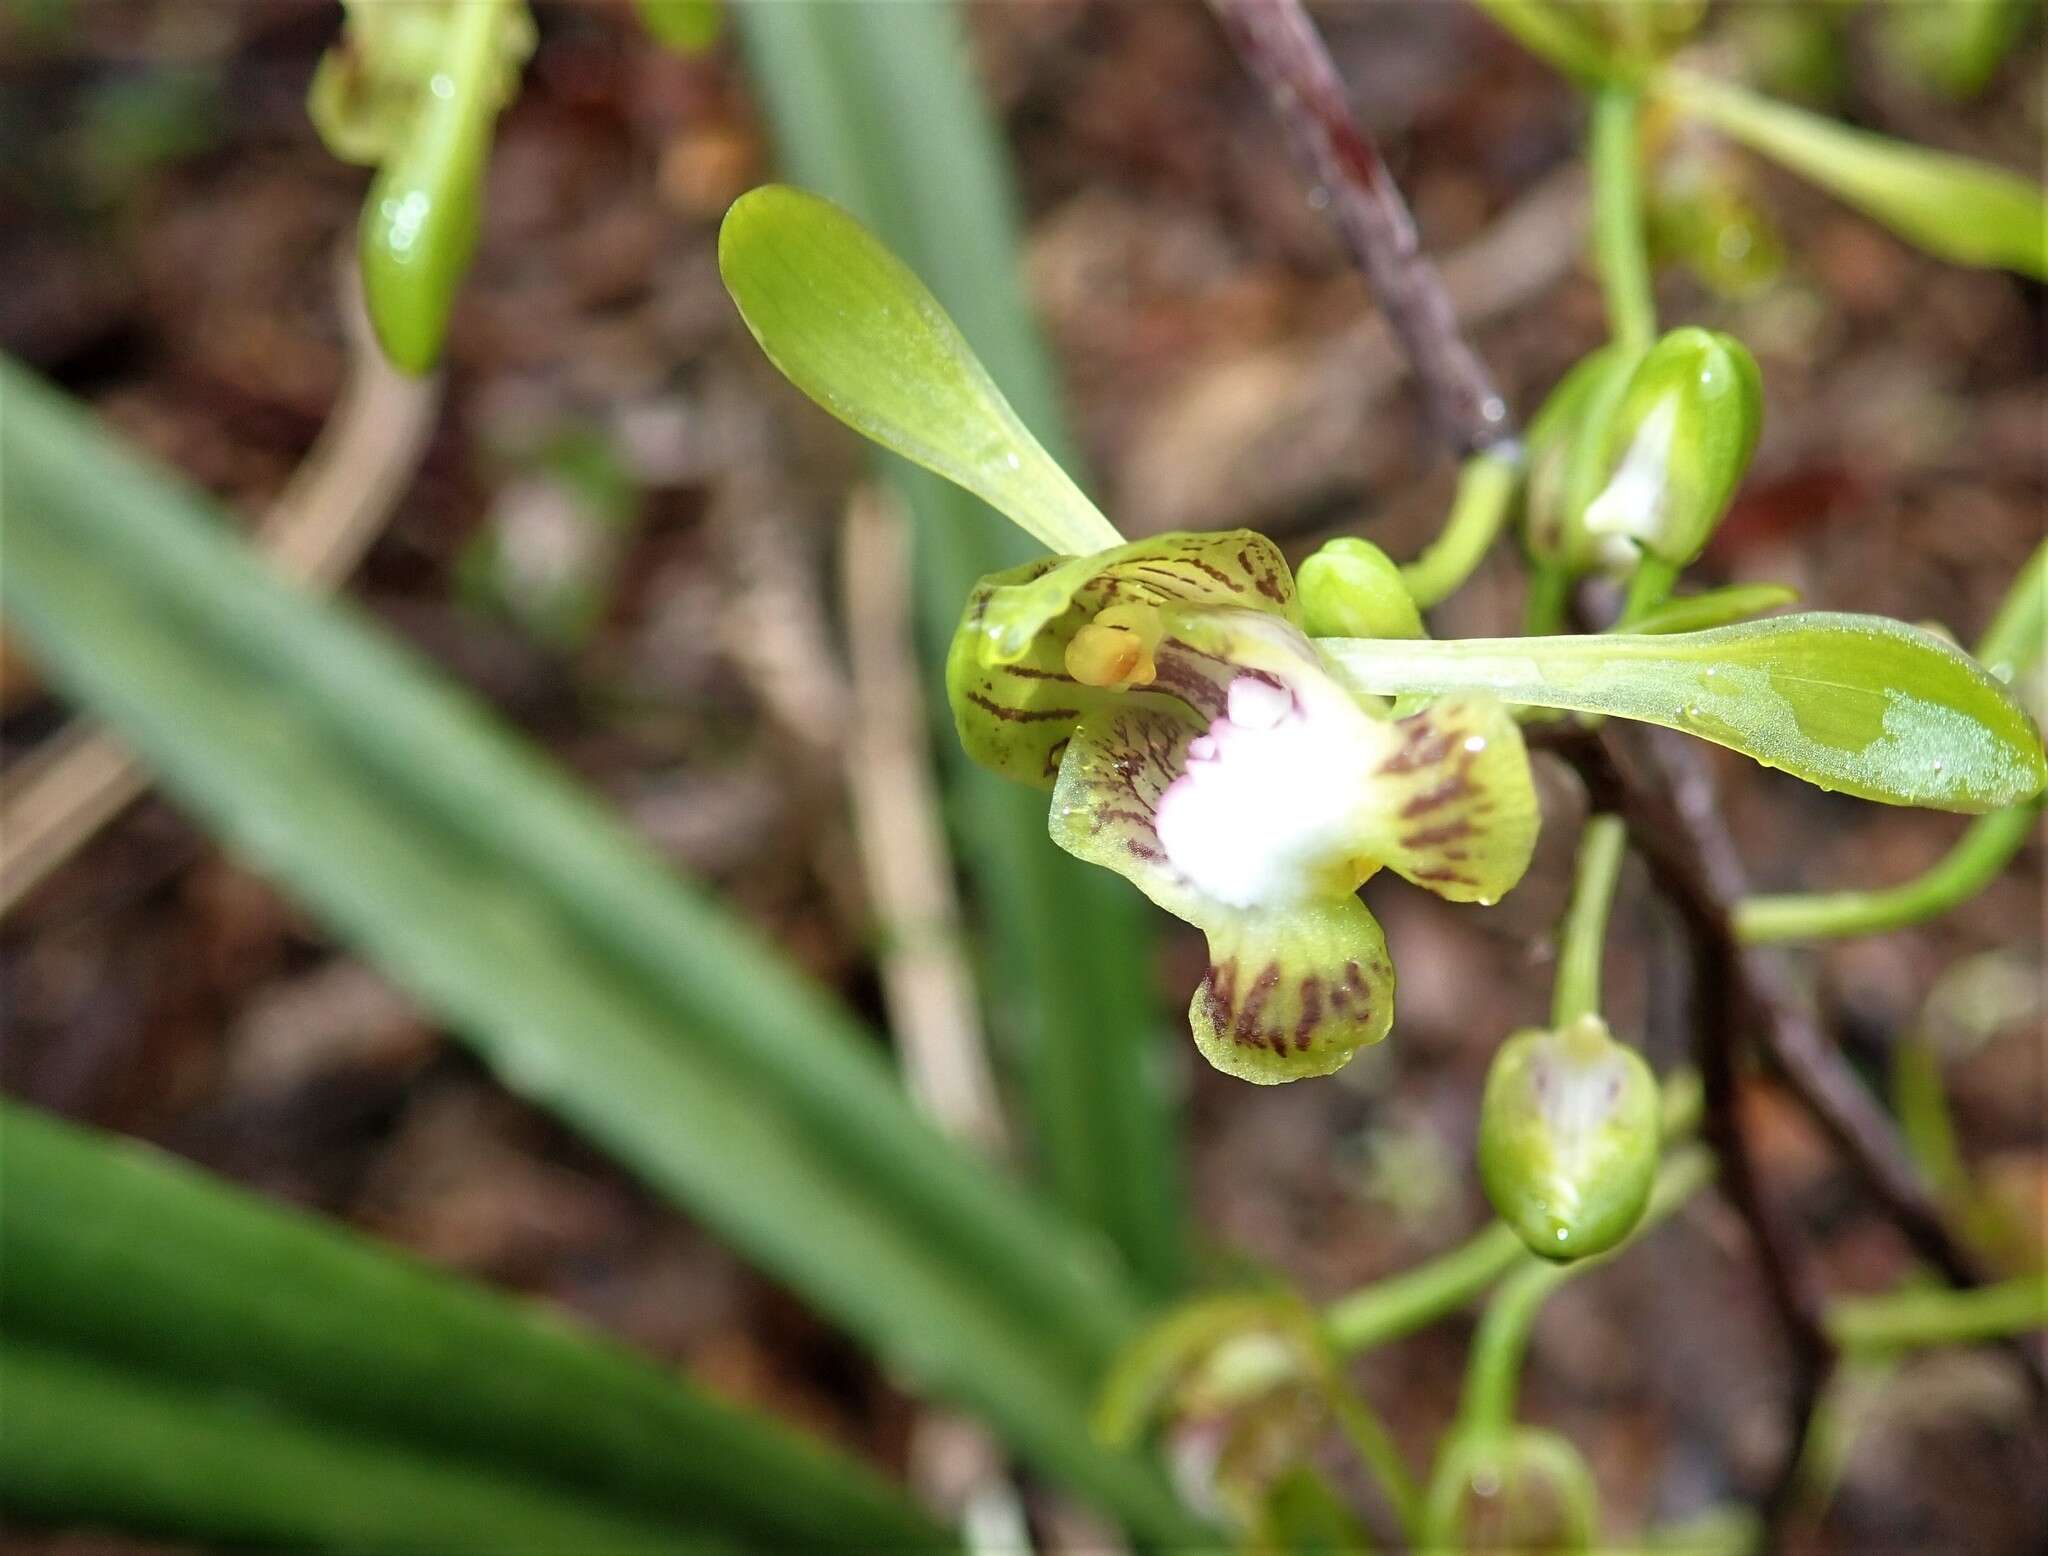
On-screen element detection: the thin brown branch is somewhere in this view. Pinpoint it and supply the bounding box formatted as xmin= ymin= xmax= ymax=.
xmin=1208 ymin=0 xmax=1515 ymax=456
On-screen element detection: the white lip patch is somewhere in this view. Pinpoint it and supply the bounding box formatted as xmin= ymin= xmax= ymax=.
xmin=1154 ymin=674 xmax=1372 ymax=909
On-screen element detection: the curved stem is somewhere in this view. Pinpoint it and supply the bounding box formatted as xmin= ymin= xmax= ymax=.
xmin=1829 ymin=1275 xmax=2048 ymax=1353
xmin=1401 ymin=449 xmax=1522 ymax=608
xmin=1736 ymin=802 xmax=2039 ymax=942
xmin=1326 ymin=1223 xmax=1527 ymax=1356
xmin=1590 ymin=86 xmax=1657 ymax=352
xmin=1552 ymin=813 xmax=1628 ymax=1026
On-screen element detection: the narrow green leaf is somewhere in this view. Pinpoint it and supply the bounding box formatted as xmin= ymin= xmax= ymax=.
xmin=0 ymin=1101 xmax=946 ymax=1551
xmin=732 ymin=0 xmax=1185 ymax=1297
xmin=0 ymin=360 xmax=1209 ymax=1546
xmin=0 ymin=1338 xmax=723 ymax=1556
xmin=720 ymin=183 xmax=1121 ymax=558
xmin=1323 ymin=613 xmax=2048 ymax=811
xmin=1661 ymin=70 xmax=2048 ymax=278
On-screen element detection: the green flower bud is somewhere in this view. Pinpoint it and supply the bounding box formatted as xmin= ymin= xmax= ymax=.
xmin=1424 ymin=1427 xmax=1598 ymax=1555
xmin=1581 ymin=327 xmax=1762 ymax=571
xmin=1296 ymin=537 xmax=1425 ymax=640
xmin=348 ymin=1 xmax=533 ymax=374
xmin=1521 ymin=344 xmax=1639 ymax=572
xmin=1478 ymin=1015 xmax=1660 ymax=1260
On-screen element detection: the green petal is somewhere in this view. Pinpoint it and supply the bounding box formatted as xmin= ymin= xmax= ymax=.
xmin=1356 ymin=697 xmax=1540 ymax=906
xmin=1048 ymin=704 xmax=1394 ymax=1083
xmin=970 ymin=529 xmax=1300 ymax=666
xmin=718 ymin=185 xmax=1122 ymax=556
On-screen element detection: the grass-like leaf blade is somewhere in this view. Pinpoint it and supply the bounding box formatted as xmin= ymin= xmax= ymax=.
xmin=0 ymin=1100 xmax=945 ymax=1551
xmin=0 ymin=1337 xmax=728 ymax=1555
xmin=0 ymin=359 xmax=1208 ymax=1546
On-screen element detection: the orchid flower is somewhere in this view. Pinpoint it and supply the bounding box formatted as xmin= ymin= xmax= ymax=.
xmin=949 ymin=534 xmax=1537 ymax=1081
xmin=717 ymin=184 xmax=2048 ymax=1082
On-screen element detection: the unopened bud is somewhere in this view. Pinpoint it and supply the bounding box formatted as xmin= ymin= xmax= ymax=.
xmin=1581 ymin=327 xmax=1762 ymax=570
xmin=1478 ymin=1016 xmax=1660 ymax=1260
xmin=1297 ymin=538 xmax=1425 ymax=640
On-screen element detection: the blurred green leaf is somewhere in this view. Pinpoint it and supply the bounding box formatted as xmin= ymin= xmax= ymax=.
xmin=720 ymin=184 xmax=1120 ymax=559
xmin=0 ymin=1100 xmax=945 ymax=1551
xmin=1324 ymin=613 xmax=2048 ymax=812
xmin=0 ymin=1337 xmax=723 ymax=1555
xmin=1661 ymin=70 xmax=2048 ymax=278
xmin=0 ymin=359 xmax=1208 ymax=1546
xmin=732 ymin=0 xmax=1185 ymax=1297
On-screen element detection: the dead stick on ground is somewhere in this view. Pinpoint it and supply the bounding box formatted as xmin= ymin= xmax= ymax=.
xmin=839 ymin=485 xmax=1009 ymax=1159
xmin=840 ymin=487 xmax=1038 ymax=1552
xmin=0 ymin=258 xmax=441 ymax=915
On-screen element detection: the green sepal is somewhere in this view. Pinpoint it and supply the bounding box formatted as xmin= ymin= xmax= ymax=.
xmin=1297 ymin=537 xmax=1426 ymax=640
xmin=718 ymin=185 xmax=1122 ymax=556
xmin=1664 ymin=70 xmax=2048 ymax=279
xmin=1581 ymin=327 xmax=1762 ymax=568
xmin=1479 ymin=1016 xmax=1661 ymax=1261
xmin=1423 ymin=1427 xmax=1599 ymax=1553
xmin=1323 ymin=612 xmax=2048 ymax=813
